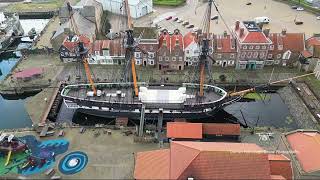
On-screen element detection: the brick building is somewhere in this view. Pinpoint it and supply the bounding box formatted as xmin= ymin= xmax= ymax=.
xmin=213 ymin=31 xmax=237 ymax=68
xmin=232 ymin=21 xmax=272 ymax=70
xmin=157 ymin=29 xmax=184 ymax=71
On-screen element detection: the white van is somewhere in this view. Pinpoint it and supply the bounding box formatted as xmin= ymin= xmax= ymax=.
xmin=254 ymin=17 xmax=270 ymax=24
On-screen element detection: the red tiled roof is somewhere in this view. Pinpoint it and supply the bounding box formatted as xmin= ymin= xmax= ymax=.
xmin=183 ymin=31 xmax=197 ymax=48
xmin=62 ymin=35 xmax=91 ymax=52
xmin=14 ymin=67 xmax=43 ymax=79
xmin=171 ymin=33 xmax=184 ymax=51
xmin=286 ymin=131 xmax=320 ymax=173
xmin=268 ymin=154 xmax=293 ymax=180
xmin=215 ymin=34 xmax=236 ymax=53
xmin=282 ymin=33 xmax=305 ymax=52
xmin=306 ymin=37 xmax=320 ymax=47
xmin=134 ymin=141 xmax=293 ymax=180
xmin=203 ymin=123 xmax=240 ymax=136
xmin=243 ymin=31 xmax=270 ymax=43
xmin=167 ymin=122 xmax=202 ymax=139
xmin=301 ymin=50 xmax=312 ymax=58
xmin=102 ymin=40 xmax=110 ymax=49
xmin=271 ymin=175 xmax=286 ymax=180
xmin=134 ymin=149 xmax=170 ymax=180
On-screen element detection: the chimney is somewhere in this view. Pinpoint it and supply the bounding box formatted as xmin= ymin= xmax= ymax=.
xmin=263 ymin=28 xmax=270 ymax=37
xmin=235 ymin=20 xmax=240 ymax=31
xmin=223 ymin=31 xmax=227 ymax=38
xmin=281 ymin=29 xmax=287 ymax=36
xmin=240 ymin=28 xmax=244 ymax=37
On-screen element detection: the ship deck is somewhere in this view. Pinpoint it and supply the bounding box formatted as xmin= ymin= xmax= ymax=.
xmin=62 ymin=83 xmax=227 ymax=106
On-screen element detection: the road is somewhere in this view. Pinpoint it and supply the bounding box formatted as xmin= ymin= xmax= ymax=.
xmin=134 ymin=0 xmax=320 ymax=37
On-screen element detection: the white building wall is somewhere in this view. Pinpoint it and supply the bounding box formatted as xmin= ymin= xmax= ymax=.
xmin=184 ymin=42 xmax=199 ymax=66
xmin=315 ymin=60 xmax=320 ymax=80
xmin=98 ymin=0 xmax=153 ymax=18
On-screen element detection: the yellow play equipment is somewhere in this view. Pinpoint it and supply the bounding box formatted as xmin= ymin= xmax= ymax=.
xmin=4 ymin=150 xmax=12 ymax=166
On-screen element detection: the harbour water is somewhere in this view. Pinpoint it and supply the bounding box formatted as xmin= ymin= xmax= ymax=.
xmin=0 ymin=58 xmax=33 ymax=129
xmin=0 ymin=18 xmax=50 ymax=130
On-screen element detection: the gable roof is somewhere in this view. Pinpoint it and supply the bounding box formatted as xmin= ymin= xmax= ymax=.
xmin=158 ymin=32 xmax=171 ymax=51
xmin=203 ymin=123 xmax=240 ymax=135
xmin=171 ymin=31 xmax=184 ymax=51
xmin=135 ymin=141 xmax=292 ymax=180
xmin=282 ymin=33 xmax=305 ymax=52
xmin=183 ymin=31 xmax=197 ymax=48
xmin=286 ymin=130 xmax=320 ymax=173
xmin=306 ymin=37 xmax=320 ymax=47
xmin=62 ymin=35 xmax=91 ymax=52
xmin=167 ymin=122 xmax=202 ymax=139
xmin=234 ymin=21 xmax=271 ymax=44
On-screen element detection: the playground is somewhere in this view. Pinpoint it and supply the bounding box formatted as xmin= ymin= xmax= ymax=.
xmin=0 ymin=128 xmax=160 ymax=179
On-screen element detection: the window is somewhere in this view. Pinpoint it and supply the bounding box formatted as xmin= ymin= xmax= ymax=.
xmin=247 ymin=52 xmax=252 ymax=58
xmin=241 ymin=52 xmax=246 ymax=58
xmin=159 ymin=56 xmax=163 ymax=61
xmin=217 ymin=54 xmax=222 ymax=59
xmin=172 ymin=57 xmax=176 ymax=61
xmin=95 ymin=51 xmax=100 ymax=56
xmin=259 ymin=52 xmax=265 ymax=58
xmin=243 ymin=45 xmax=247 ymax=49
xmin=249 ymin=46 xmax=254 ymax=49
xmin=208 ymin=48 xmax=213 ymax=54
xmin=228 ymin=60 xmax=234 ymax=65
xmin=175 ymin=52 xmax=179 ymax=56
xmin=186 ymin=50 xmax=190 ymax=54
xmin=148 ymin=52 xmax=155 ymax=58
xmin=149 ymin=46 xmax=153 ymax=50
xmin=274 ymin=60 xmax=280 ymax=64
xmin=255 ymin=46 xmax=260 ymax=49
xmin=136 ymin=59 xmax=141 ymax=65
xmin=135 ymin=52 xmax=141 ymax=58
xmin=262 ymin=46 xmax=266 ymax=49
xmin=193 ymin=57 xmax=198 ymax=62
xmin=270 ymin=45 xmax=274 ymax=50
xmin=179 ymin=57 xmax=183 ymax=61
xmin=268 ymin=54 xmax=273 ymax=59
xmin=277 ymin=54 xmax=282 ymax=59
xmin=149 ymin=60 xmax=154 ymax=65
xmin=278 ymin=45 xmax=283 ymax=50
xmin=253 ymin=52 xmax=258 ymax=58
xmin=165 ymin=57 xmax=169 ymax=61
xmin=230 ymin=54 xmax=235 ymax=58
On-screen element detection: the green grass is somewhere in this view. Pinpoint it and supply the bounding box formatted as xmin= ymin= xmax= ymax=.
xmin=243 ymin=93 xmax=271 ymax=100
xmin=6 ymin=0 xmax=64 ymax=12
xmin=153 ymin=0 xmax=186 ymax=6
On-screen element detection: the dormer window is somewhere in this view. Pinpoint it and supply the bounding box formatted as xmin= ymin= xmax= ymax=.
xmin=270 ymin=45 xmax=274 ymax=50
xmin=243 ymin=45 xmax=247 ymax=49
xmin=175 ymin=38 xmax=180 ymax=47
xmin=249 ymin=46 xmax=254 ymax=49
xmin=255 ymin=46 xmax=260 ymax=50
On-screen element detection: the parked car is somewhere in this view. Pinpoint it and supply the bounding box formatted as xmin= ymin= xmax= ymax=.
xmin=193 ymin=27 xmax=199 ymax=32
xmin=177 ymin=18 xmax=183 ymax=23
xmin=296 ymin=7 xmax=304 ymax=11
xmin=187 ymin=24 xmax=194 ymax=28
xmin=157 ymin=25 xmax=162 ymax=29
xmin=317 ymin=16 xmax=320 ymax=20
xmin=291 ymin=5 xmax=297 ymax=9
xmin=211 ymin=15 xmax=219 ymax=20
xmin=173 ymin=17 xmax=179 ymax=21
xmin=182 ymin=21 xmax=189 ymax=26
xmin=295 ymin=21 xmax=303 ymax=25
xmin=317 ymin=113 xmax=320 ymax=119
xmin=246 ymin=2 xmax=252 ymax=5
xmin=165 ymin=16 xmax=172 ymax=20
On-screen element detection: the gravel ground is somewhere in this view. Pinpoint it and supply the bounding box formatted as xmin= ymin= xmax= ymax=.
xmin=278 ymin=86 xmax=319 ymax=129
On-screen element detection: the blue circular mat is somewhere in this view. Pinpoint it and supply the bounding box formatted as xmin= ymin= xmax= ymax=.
xmin=58 ymin=151 xmax=88 ymax=175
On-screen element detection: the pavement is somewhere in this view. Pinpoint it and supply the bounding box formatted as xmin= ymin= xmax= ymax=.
xmin=134 ymin=0 xmax=320 ymax=37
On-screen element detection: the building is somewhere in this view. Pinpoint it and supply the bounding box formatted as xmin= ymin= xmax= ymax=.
xmin=213 ymin=31 xmax=237 ymax=68
xmin=298 ymin=50 xmax=315 ymax=72
xmin=88 ymin=39 xmax=125 ymax=65
xmin=232 ymin=21 xmax=272 ymax=70
xmin=269 ymin=30 xmax=305 ymax=67
xmin=134 ymin=141 xmax=293 ymax=179
xmin=166 ymin=122 xmax=240 ymax=141
xmin=157 ymin=29 xmax=184 ymax=71
xmin=285 ymin=130 xmax=320 ymax=178
xmin=133 ymin=27 xmax=158 ymax=66
xmin=51 ymin=0 xmax=102 ymax=51
xmin=97 ymin=0 xmax=153 ymax=18
xmin=315 ymin=60 xmax=320 ymax=79
xmin=183 ymin=31 xmax=200 ymax=67
xmin=59 ymin=35 xmax=91 ymax=63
